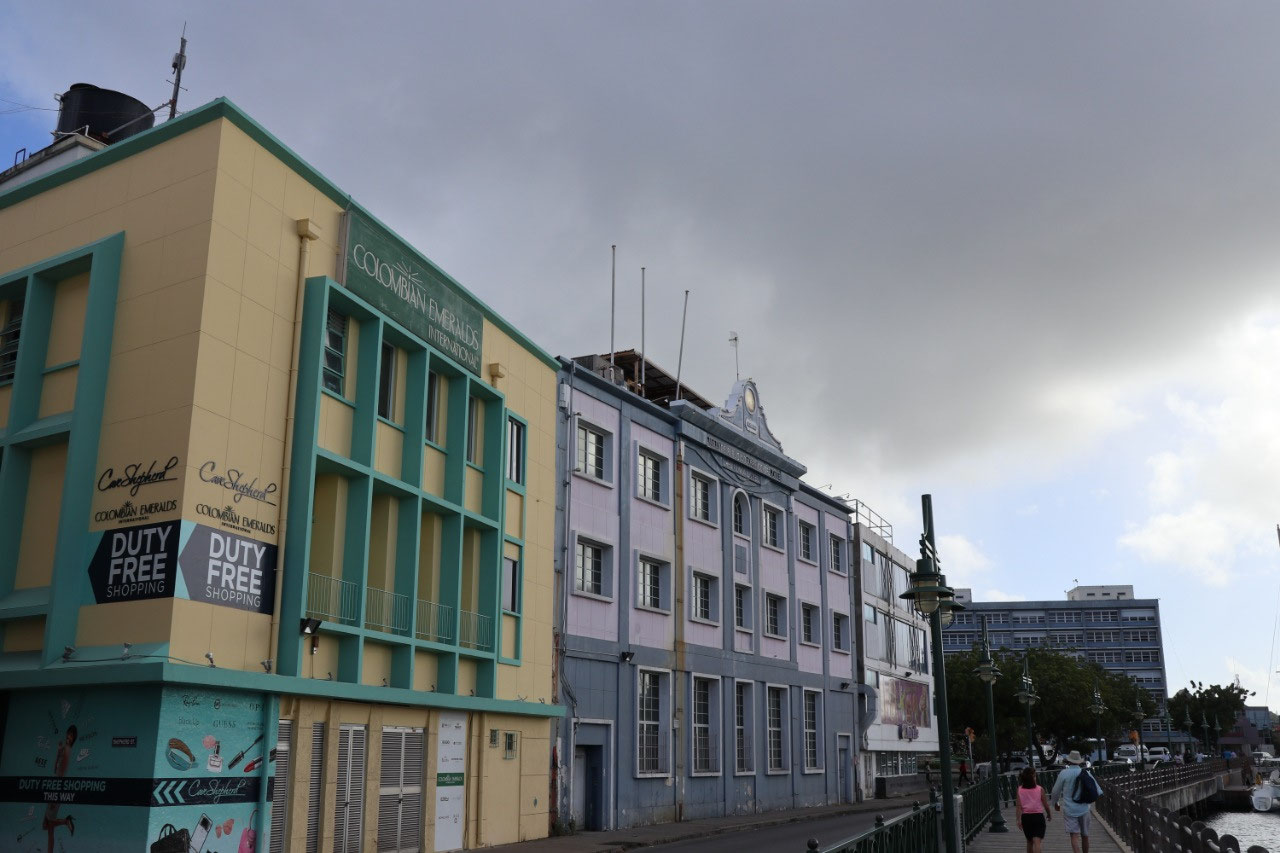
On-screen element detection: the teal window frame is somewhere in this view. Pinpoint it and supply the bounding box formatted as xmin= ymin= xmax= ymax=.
xmin=322 ymin=307 xmax=348 ymax=395
xmin=0 ymin=297 xmax=24 ymax=384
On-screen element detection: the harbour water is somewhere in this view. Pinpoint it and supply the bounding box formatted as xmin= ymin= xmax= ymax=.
xmin=1204 ymin=809 xmax=1280 ymax=851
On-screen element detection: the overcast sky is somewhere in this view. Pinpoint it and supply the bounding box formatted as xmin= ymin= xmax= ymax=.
xmin=5 ymin=2 xmax=1279 ymax=714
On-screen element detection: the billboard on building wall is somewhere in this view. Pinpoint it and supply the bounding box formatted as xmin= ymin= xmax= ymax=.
xmin=340 ymin=210 xmax=484 ymax=375
xmin=881 ymin=678 xmax=931 ymax=728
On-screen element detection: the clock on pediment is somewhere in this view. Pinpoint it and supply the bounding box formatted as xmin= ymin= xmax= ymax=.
xmin=715 ymin=379 xmax=783 ymax=453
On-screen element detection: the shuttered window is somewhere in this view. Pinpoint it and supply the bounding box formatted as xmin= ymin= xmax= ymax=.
xmin=334 ymin=725 xmax=367 ymax=852
xmin=377 ymin=727 xmax=424 ymax=852
xmin=305 ymin=722 xmax=324 ymax=853
xmin=269 ymin=720 xmax=293 ymax=853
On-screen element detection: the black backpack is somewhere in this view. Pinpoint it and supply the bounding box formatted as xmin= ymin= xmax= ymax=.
xmin=1072 ymin=768 xmax=1102 ymax=804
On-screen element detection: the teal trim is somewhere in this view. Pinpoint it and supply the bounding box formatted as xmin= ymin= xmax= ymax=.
xmin=0 ymin=585 xmax=50 ymax=620
xmin=498 ymin=657 xmax=522 ymax=667
xmin=0 ymin=98 xmax=561 ymax=372
xmin=40 ymin=359 xmax=79 ymax=375
xmin=0 ymin=660 xmax=565 ymax=717
xmin=3 ymin=412 xmax=72 ymax=446
xmin=320 ymin=386 xmax=356 ymax=408
xmin=259 ymin=694 xmax=278 ymax=841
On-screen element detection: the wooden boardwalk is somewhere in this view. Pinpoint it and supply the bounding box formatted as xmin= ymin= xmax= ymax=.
xmin=965 ymin=808 xmax=1125 ymax=852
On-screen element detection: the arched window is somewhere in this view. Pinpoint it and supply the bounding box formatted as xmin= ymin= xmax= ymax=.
xmin=732 ymin=493 xmax=749 ymax=536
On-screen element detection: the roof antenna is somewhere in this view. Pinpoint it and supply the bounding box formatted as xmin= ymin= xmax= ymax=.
xmin=609 ymin=244 xmax=616 ymax=373
xmin=675 ymin=290 xmax=690 ymax=401
xmin=168 ymin=24 xmax=188 ymax=121
xmin=729 ymin=330 xmax=739 ymax=381
xmin=640 ymin=266 xmax=646 ymax=394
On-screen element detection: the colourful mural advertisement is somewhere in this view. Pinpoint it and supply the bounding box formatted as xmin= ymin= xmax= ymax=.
xmin=881 ymin=678 xmax=931 ymax=728
xmin=0 ymin=685 xmax=269 ymax=852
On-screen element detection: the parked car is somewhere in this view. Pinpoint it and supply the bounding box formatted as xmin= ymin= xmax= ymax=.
xmin=1252 ymin=751 xmax=1275 ymax=762
xmin=1114 ymin=744 xmax=1145 ymax=761
xmin=1147 ymin=747 xmax=1171 ymax=761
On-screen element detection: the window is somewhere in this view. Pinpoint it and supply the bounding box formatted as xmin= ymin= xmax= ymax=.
xmin=504 ymin=732 xmax=518 ymax=760
xmin=637 ymin=670 xmax=670 ymax=775
xmin=502 ymin=556 xmax=520 ymax=612
xmin=734 ymin=682 xmax=754 ymax=773
xmin=377 ymin=726 xmax=423 ymax=853
xmin=798 ymin=522 xmax=814 ymax=561
xmin=334 ymin=724 xmax=367 ymax=853
xmin=692 ymin=573 xmax=717 ymax=622
xmin=637 ymin=557 xmax=666 ymax=611
xmin=691 ymin=473 xmax=712 ymax=522
xmin=863 ymin=604 xmax=878 ymax=624
xmin=801 ymin=603 xmax=818 ymax=645
xmin=767 ymin=686 xmax=787 ymax=772
xmin=321 ymin=308 xmax=346 ymax=395
xmin=829 ymin=534 xmax=844 ymax=573
xmin=269 ymin=720 xmax=293 ymax=853
xmin=832 ymin=612 xmax=849 ymax=652
xmin=762 ymin=506 xmax=781 ymax=548
xmin=732 ymin=493 xmax=748 ymax=535
xmin=637 ymin=450 xmax=663 ymax=502
xmin=506 ymin=418 xmax=525 ymax=483
xmin=575 ymin=541 xmax=604 ymax=596
xmin=425 ymin=370 xmax=440 ymax=443
xmin=734 ymin=585 xmax=751 ymax=630
xmin=765 ymin=594 xmax=786 ymax=638
xmin=577 ymin=423 xmax=606 ymax=479
xmin=803 ymin=691 xmax=820 ymax=771
xmin=377 ymin=341 xmax=396 ymax=419
xmin=692 ymin=677 xmax=720 ymax=774
xmin=466 ymin=396 xmax=481 ymax=464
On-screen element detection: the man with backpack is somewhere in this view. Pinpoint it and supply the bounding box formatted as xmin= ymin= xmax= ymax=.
xmin=1049 ymin=751 xmax=1102 ymax=853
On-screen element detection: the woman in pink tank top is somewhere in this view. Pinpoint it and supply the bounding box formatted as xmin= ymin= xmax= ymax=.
xmin=1015 ymin=766 xmax=1052 ymax=852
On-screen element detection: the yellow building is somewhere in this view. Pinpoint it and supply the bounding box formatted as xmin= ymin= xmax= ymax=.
xmin=0 ymin=93 xmax=561 ymax=852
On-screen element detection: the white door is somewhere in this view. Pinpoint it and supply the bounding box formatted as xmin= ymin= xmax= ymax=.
xmin=572 ymin=747 xmax=587 ymax=825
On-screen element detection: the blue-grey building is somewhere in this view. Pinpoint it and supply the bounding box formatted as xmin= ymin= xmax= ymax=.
xmin=551 ymin=351 xmax=872 ymax=829
xmin=943 ymin=585 xmax=1169 ymax=738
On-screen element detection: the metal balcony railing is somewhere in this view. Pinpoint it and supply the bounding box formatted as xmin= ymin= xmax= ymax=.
xmin=415 ymin=598 xmax=455 ymax=644
xmin=306 ymin=572 xmax=360 ymax=626
xmin=364 ymin=586 xmax=412 ymax=635
xmin=457 ymin=609 xmax=493 ymax=652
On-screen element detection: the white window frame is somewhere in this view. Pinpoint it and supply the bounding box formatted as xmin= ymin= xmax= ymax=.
xmin=800 ymin=602 xmax=820 ymax=646
xmin=687 ymin=466 xmax=719 ymax=527
xmin=733 ymin=679 xmax=755 ymax=775
xmin=573 ymin=535 xmax=613 ymax=600
xmin=635 ymin=553 xmax=670 ymax=613
xmin=832 ymin=611 xmax=851 ymax=654
xmin=765 ymin=684 xmax=790 ymax=774
xmin=829 ymin=533 xmax=845 ymax=575
xmin=731 ymin=491 xmax=750 ymax=537
xmin=690 ymin=674 xmax=722 ymax=776
xmin=506 ymin=416 xmax=526 ymax=484
xmin=575 ymin=419 xmax=612 ymax=484
xmin=802 ymin=690 xmax=823 ymax=773
xmin=691 ymin=572 xmax=719 ymax=624
xmin=734 ymin=584 xmax=753 ymax=632
xmin=797 ymin=521 xmax=816 ymax=563
xmin=635 ymin=667 xmax=672 ymax=778
xmin=764 ymin=592 xmax=787 ymax=639
xmin=761 ymin=502 xmax=784 ymax=551
xmin=636 ymin=446 xmax=668 ymax=506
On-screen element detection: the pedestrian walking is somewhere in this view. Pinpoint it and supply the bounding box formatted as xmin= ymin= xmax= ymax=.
xmin=957 ymin=758 xmax=970 ymax=787
xmin=1015 ymin=766 xmax=1052 ymax=853
xmin=1050 ymin=750 xmax=1100 ymax=853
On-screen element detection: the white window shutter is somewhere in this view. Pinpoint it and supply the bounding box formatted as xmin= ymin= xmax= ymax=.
xmin=269 ymin=720 xmax=293 ymax=853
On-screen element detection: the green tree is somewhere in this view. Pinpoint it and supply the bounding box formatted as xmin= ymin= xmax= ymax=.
xmin=1166 ymin=680 xmax=1253 ymax=752
xmin=941 ymin=642 xmax=1156 ymax=767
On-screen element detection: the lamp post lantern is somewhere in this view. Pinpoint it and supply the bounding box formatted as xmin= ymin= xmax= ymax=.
xmin=1185 ymin=708 xmax=1195 ymax=761
xmin=974 ymin=615 xmax=1007 ymax=833
xmin=899 ymin=495 xmax=963 ymax=853
xmin=1089 ymin=683 xmax=1106 ymax=762
xmin=1164 ymin=707 xmax=1174 ymax=760
xmin=1133 ymin=695 xmax=1147 ymax=768
xmin=1201 ymin=712 xmax=1211 ymax=760
xmin=1014 ymin=654 xmax=1039 ymax=766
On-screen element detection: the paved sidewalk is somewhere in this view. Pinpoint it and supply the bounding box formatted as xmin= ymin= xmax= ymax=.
xmin=485 ymin=795 xmax=928 ymax=853
xmin=966 ymin=809 xmax=1124 ymax=853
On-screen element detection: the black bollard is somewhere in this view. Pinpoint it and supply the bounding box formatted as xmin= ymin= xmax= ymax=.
xmin=806 ymin=839 xmax=819 ymax=851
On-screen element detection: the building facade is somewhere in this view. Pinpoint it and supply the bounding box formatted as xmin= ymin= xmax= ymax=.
xmin=852 ymin=519 xmax=938 ymax=797
xmin=0 ymin=96 xmax=561 ymax=851
xmin=943 ymin=585 xmax=1168 ymax=738
xmin=552 ymin=354 xmax=867 ymax=829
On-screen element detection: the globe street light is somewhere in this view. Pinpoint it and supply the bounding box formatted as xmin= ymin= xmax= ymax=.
xmin=1014 ymin=654 xmax=1039 ymax=766
xmin=1089 ymin=684 xmax=1106 ymax=762
xmin=899 ymin=495 xmax=963 ymax=853
xmin=973 ymin=615 xmax=1007 ymax=833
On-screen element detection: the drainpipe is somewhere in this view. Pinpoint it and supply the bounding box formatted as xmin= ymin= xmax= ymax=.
xmin=557 ymin=363 xmax=579 ymax=826
xmin=673 ymin=440 xmax=686 ymax=821
xmin=268 ymin=219 xmax=322 ymax=670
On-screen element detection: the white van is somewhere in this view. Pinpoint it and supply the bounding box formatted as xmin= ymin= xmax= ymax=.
xmin=1114 ymin=744 xmax=1144 ymax=761
xmin=1146 ymin=747 xmax=1171 ymax=761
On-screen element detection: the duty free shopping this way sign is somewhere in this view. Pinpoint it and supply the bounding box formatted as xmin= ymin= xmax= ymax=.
xmin=341 ymin=210 xmax=484 ymax=376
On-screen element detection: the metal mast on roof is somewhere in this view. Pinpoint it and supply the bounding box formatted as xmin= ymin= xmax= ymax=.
xmin=168 ymin=24 xmax=189 ymax=121
xmin=609 ymin=244 xmax=616 ymax=371
xmin=640 ymin=266 xmax=646 ymax=393
xmin=675 ymin=290 xmax=689 ymax=401
xmin=730 ymin=331 xmax=739 ymax=381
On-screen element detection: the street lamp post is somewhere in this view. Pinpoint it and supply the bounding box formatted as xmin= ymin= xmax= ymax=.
xmin=899 ymin=495 xmax=963 ymax=853
xmin=1133 ymin=695 xmax=1147 ymax=768
xmin=1215 ymin=717 xmax=1222 ymax=758
xmin=1164 ymin=708 xmax=1174 ymax=760
xmin=1089 ymin=684 xmax=1106 ymax=763
xmin=1201 ymin=713 xmax=1211 ymax=760
xmin=974 ymin=615 xmax=1008 ymax=833
xmin=1185 ymin=709 xmax=1195 ymax=761
xmin=1015 ymin=654 xmax=1039 ymax=766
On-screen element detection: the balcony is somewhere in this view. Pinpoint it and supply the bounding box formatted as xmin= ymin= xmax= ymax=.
xmin=458 ymin=609 xmax=493 ymax=652
xmin=365 ymin=586 xmax=412 ymax=635
xmin=416 ymin=598 xmax=455 ymax=644
xmin=306 ymin=572 xmax=360 ymax=626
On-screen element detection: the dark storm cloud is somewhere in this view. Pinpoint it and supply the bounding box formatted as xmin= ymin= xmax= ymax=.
xmin=7 ymin=1 xmax=1280 ymax=488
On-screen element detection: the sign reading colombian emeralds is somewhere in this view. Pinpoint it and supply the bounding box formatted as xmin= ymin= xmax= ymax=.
xmin=342 ymin=210 xmax=484 ymax=375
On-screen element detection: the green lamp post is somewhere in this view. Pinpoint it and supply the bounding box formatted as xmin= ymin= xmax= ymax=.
xmin=974 ymin=616 xmax=1007 ymax=833
xmin=899 ymin=495 xmax=963 ymax=853
xmin=1014 ymin=654 xmax=1039 ymax=766
xmin=1089 ymin=684 xmax=1106 ymax=762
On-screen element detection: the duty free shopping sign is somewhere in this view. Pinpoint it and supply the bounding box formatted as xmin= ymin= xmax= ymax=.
xmin=85 ymin=519 xmax=277 ymax=614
